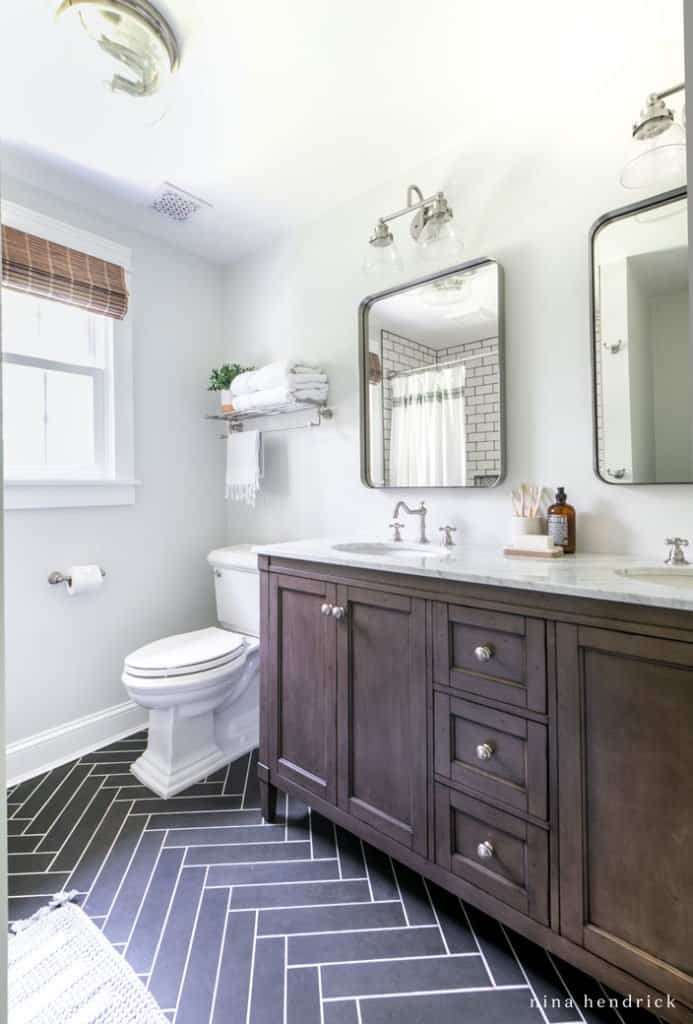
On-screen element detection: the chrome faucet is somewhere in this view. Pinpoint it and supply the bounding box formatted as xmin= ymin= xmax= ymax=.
xmin=665 ymin=537 xmax=689 ymax=565
xmin=391 ymin=500 xmax=429 ymax=544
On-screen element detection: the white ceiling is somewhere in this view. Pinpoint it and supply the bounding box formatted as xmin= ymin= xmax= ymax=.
xmin=0 ymin=0 xmax=685 ymax=264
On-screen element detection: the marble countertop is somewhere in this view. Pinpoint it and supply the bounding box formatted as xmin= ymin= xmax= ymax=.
xmin=253 ymin=537 xmax=693 ymax=613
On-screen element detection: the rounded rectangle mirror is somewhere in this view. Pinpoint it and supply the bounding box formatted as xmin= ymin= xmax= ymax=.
xmin=359 ymin=258 xmax=505 ymax=489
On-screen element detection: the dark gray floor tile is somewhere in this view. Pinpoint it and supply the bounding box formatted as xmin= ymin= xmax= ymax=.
xmin=7 ymin=835 xmax=42 ymax=855
xmin=549 ymin=958 xmax=635 ymax=1024
xmin=36 ymin=775 xmax=103 ymax=853
xmin=8 ymin=853 xmax=55 ymax=874
xmin=28 ymin=764 xmax=93 ymax=837
xmin=392 ymin=863 xmax=436 ymax=925
xmin=311 ymin=811 xmax=337 ymax=858
xmin=363 ymin=845 xmax=398 ymax=901
xmin=243 ymin=749 xmax=261 ymax=809
xmin=101 ymin=774 xmax=147 ymax=789
xmin=103 ymin=830 xmax=164 ymax=943
xmin=285 ymin=794 xmax=311 ymax=841
xmin=224 ymin=752 xmax=250 ymax=795
xmin=96 ymin=739 xmax=147 ymax=753
xmin=9 ymin=894 xmax=56 ymax=924
xmin=184 ymin=840 xmax=310 ymax=865
xmin=150 ymin=809 xmax=262 ymax=830
xmin=14 ymin=761 xmax=77 ymax=820
xmin=427 ymin=884 xmax=477 ymax=955
xmin=7 ymin=818 xmax=33 ymax=836
xmin=232 ymin=878 xmax=371 ymax=911
xmin=324 ymin=1002 xmax=359 ymax=1024
xmin=322 ymin=954 xmax=489 ymax=998
xmin=89 ymin=763 xmax=144 ymax=776
xmin=287 ymin=966 xmax=321 ymax=1024
xmin=83 ymin=812 xmax=145 ymax=917
xmin=130 ymin=795 xmax=242 ymax=815
xmin=359 ymin=986 xmax=540 ymax=1024
xmin=162 ymin=822 xmax=282 ymax=846
xmin=149 ymin=865 xmax=206 ymax=1010
xmin=8 ymin=871 xmax=71 ymax=896
xmin=80 ymin=750 xmax=140 ymax=764
xmin=211 ymin=908 xmax=255 ymax=1024
xmin=258 ymin=901 xmax=406 ymax=936
xmin=7 ymin=772 xmax=48 ymax=809
xmin=126 ymin=848 xmax=184 ymax=974
xmin=288 ymin=925 xmax=445 ymax=966
xmin=66 ymin=795 xmax=129 ymax=892
xmin=505 ymin=929 xmax=582 ymax=1021
xmin=336 ymin=827 xmax=366 ymax=878
xmin=208 ymin=858 xmax=338 ymax=886
xmin=248 ymin=935 xmax=284 ymax=1024
xmin=462 ymin=902 xmax=525 ymax=984
xmin=52 ymin=787 xmax=118 ymax=873
xmin=176 ymin=887 xmax=228 ymax=1024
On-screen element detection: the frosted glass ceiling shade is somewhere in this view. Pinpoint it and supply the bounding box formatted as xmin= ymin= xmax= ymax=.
xmin=620 ymin=121 xmax=687 ymax=190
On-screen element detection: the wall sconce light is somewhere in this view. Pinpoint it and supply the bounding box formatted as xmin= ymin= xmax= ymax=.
xmin=620 ymin=82 xmax=686 ymax=189
xmin=363 ymin=184 xmax=463 ymax=275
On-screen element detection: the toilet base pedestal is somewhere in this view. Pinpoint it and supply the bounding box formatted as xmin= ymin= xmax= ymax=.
xmin=131 ymin=706 xmax=228 ymax=799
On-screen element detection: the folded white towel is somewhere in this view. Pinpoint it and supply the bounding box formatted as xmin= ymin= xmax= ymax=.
xmin=231 ymin=384 xmax=328 ymax=413
xmin=231 ymin=359 xmax=323 ymax=396
xmin=225 ymin=430 xmax=263 ymax=506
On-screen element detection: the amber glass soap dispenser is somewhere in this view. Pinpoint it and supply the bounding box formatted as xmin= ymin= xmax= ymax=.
xmin=547 ymin=487 xmax=576 ymax=554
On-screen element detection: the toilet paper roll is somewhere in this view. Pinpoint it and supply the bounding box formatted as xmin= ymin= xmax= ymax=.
xmin=66 ymin=565 xmax=104 ymax=597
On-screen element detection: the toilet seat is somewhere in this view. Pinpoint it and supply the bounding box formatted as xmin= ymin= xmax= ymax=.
xmin=124 ymin=626 xmax=246 ymax=679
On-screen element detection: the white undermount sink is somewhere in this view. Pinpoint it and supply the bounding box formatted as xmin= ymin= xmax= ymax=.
xmin=332 ymin=542 xmax=449 ymax=559
xmin=614 ymin=566 xmax=693 ymax=589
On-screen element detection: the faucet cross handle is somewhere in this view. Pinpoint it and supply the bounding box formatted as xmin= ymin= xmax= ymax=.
xmin=439 ymin=525 xmax=457 ymax=547
xmin=665 ymin=537 xmax=690 ymax=565
xmin=390 ymin=521 xmax=404 ymax=542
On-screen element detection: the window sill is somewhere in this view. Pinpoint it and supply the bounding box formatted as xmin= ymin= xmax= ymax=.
xmin=4 ymin=478 xmax=140 ymax=510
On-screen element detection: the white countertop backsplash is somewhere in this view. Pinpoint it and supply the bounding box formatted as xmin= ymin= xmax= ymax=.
xmin=253 ymin=538 xmax=693 ymax=613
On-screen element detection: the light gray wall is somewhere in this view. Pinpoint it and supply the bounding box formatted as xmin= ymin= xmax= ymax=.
xmin=2 ymin=176 xmax=227 ymax=745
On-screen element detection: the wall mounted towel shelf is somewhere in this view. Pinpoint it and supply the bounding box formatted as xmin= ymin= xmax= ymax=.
xmin=206 ymin=399 xmax=333 ymax=435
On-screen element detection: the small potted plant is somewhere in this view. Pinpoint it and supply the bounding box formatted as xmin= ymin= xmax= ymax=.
xmin=208 ymin=363 xmax=254 ymax=413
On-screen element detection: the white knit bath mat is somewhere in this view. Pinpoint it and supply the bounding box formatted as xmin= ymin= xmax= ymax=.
xmin=9 ymin=894 xmax=168 ymax=1023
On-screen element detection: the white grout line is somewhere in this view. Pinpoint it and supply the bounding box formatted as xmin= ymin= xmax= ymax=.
xmin=83 ymin=800 xmax=136 ymax=903
xmin=230 ymin=898 xmax=400 ymax=913
xmin=389 ymin=858 xmax=408 ymax=926
xmin=123 ymin=830 xmax=169 ymax=957
xmin=308 ymin=809 xmax=314 ymax=861
xmin=241 ymin=752 xmax=253 ymax=810
xmin=46 ymin=775 xmax=109 ymax=873
xmin=146 ymin=848 xmax=187 ymax=987
xmin=208 ymin=886 xmax=233 ymax=1024
xmin=283 ymin=935 xmax=288 ymax=1024
xmin=210 ymin=876 xmax=366 ymax=890
xmin=360 ymin=841 xmax=374 ymax=903
xmin=289 ymin=952 xmax=481 ymax=969
xmin=547 ymin=951 xmax=587 ymax=1024
xmin=334 ymin=825 xmax=343 ymax=881
xmin=165 ymin=838 xmax=307 ymax=847
xmin=317 ymin=964 xmax=325 ymax=1024
xmin=356 ymin=998 xmax=363 ymax=1024
xmin=459 ymin=899 xmax=495 ymax=986
xmin=172 ymin=866 xmax=208 ymax=1018
xmin=284 ymin=791 xmax=288 ymax=843
xmin=102 ymin=812 xmax=152 ymax=929
xmin=598 ymin=981 xmax=625 ymax=1024
xmin=501 ymin=924 xmax=552 ymax=1024
xmin=323 ymin=983 xmax=529 ymax=1003
xmin=200 ymin=857 xmax=333 ymax=870
xmin=23 ymin=762 xmax=90 ymax=836
xmin=244 ymin=910 xmax=259 ymax=1024
xmin=259 ymin=924 xmax=439 ymax=939
xmin=421 ymin=878 xmax=450 ymax=957
xmin=8 ymin=772 xmax=51 ymax=819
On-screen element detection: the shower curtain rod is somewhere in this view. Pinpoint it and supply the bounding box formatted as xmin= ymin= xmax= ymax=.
xmin=388 ymin=344 xmax=498 ymax=379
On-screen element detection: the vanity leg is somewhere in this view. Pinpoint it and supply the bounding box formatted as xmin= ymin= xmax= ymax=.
xmin=260 ymin=779 xmax=278 ymax=823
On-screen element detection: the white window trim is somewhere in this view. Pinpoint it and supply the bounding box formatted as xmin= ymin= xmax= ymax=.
xmin=1 ymin=201 xmax=138 ymax=510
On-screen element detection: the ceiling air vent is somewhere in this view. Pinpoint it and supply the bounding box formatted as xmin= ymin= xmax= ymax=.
xmin=151 ymin=183 xmax=212 ymax=223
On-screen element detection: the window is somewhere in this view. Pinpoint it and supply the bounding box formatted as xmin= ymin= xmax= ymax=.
xmin=2 ymin=290 xmax=114 ymax=479
xmin=1 ymin=201 xmax=136 ymax=510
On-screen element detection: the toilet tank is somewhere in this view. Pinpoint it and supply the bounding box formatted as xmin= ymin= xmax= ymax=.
xmin=207 ymin=545 xmax=260 ymax=636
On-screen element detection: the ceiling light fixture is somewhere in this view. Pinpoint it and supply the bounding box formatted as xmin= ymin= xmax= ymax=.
xmin=620 ymin=82 xmax=686 ymax=190
xmin=56 ymin=0 xmax=179 ymax=99
xmin=363 ymin=184 xmax=463 ymax=275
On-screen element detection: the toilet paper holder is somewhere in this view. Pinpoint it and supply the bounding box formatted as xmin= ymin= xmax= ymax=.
xmin=48 ymin=568 xmax=107 ymax=586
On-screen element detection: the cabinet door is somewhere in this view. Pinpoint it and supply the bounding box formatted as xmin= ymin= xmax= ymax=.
xmin=336 ymin=585 xmax=428 ymax=855
xmin=557 ymin=624 xmax=693 ymax=1008
xmin=268 ymin=574 xmax=337 ymax=804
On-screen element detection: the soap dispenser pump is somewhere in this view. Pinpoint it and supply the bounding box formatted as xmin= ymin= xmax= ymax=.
xmin=547 ymin=487 xmax=576 ymax=554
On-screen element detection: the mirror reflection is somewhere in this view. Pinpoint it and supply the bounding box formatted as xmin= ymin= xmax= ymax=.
xmin=592 ymin=191 xmax=689 ymax=484
xmin=362 ymin=260 xmax=504 ymax=488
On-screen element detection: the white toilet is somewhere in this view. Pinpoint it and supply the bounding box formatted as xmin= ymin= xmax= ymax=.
xmin=121 ymin=545 xmax=260 ymax=798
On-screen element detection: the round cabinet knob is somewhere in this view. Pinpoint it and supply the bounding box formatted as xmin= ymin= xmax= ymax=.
xmin=474 ymin=644 xmax=494 ymax=663
xmin=332 ymin=605 xmax=346 ymax=621
xmin=477 ymin=840 xmax=495 ymax=860
xmin=476 ymin=742 xmax=495 ymax=761
xmin=320 ymin=603 xmax=333 ymax=616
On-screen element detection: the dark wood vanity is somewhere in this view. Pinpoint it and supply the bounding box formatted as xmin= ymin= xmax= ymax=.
xmin=257 ymin=554 xmax=693 ymax=1023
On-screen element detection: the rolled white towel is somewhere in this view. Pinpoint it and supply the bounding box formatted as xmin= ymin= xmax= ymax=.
xmin=231 ymin=384 xmax=328 ymax=413
xmin=232 ymin=359 xmax=323 ymax=396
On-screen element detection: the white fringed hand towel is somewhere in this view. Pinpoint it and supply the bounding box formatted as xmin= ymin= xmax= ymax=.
xmin=231 ymin=359 xmax=324 ymax=396
xmin=225 ymin=430 xmax=263 ymax=505
xmin=230 ymin=383 xmax=328 ymax=414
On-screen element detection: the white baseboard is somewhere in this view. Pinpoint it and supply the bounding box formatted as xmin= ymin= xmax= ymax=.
xmin=7 ymin=701 xmax=148 ymax=786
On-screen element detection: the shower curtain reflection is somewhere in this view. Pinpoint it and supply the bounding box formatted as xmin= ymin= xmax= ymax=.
xmin=390 ymin=364 xmax=466 ymax=487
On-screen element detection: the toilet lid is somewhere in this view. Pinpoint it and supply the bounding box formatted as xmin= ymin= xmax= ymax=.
xmin=124 ymin=626 xmax=246 ymax=678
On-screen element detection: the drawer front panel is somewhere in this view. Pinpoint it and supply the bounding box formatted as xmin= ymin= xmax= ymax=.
xmin=435 ymin=785 xmax=549 ymax=924
xmin=434 ymin=603 xmax=547 ymax=713
xmin=434 ymin=693 xmax=548 ymax=819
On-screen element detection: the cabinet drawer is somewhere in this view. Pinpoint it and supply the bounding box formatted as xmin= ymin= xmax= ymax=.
xmin=435 ymin=785 xmax=549 ymax=925
xmin=433 ymin=603 xmax=546 ymax=713
xmin=434 ymin=693 xmax=548 ymax=819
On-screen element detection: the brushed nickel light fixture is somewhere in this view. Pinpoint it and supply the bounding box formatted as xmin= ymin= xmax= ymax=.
xmin=56 ymin=0 xmax=179 ymax=99
xmin=363 ymin=184 xmax=463 ymax=275
xmin=620 ymin=83 xmax=686 ymax=189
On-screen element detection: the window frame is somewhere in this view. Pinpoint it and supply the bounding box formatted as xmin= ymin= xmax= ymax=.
xmin=1 ymin=201 xmax=138 ymax=509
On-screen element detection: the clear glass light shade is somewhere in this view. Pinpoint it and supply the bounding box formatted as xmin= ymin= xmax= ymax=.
xmin=620 ymin=121 xmax=687 ymax=190
xmin=417 ymin=216 xmax=464 ymax=264
xmin=363 ymin=240 xmax=404 ymax=276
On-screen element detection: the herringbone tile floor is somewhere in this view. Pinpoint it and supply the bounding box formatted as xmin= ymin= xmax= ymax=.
xmin=7 ymin=733 xmax=661 ymax=1024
